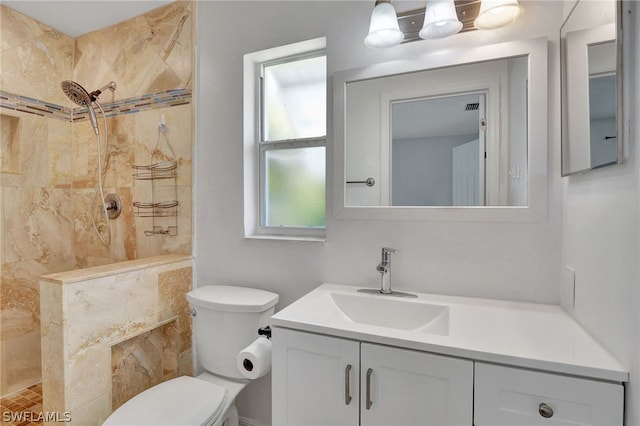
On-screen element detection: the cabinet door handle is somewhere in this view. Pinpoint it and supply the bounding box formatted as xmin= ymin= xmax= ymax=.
xmin=538 ymin=403 xmax=554 ymax=418
xmin=366 ymin=368 xmax=373 ymax=409
xmin=344 ymin=364 xmax=352 ymax=405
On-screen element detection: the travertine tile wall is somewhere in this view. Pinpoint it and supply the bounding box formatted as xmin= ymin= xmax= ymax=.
xmin=40 ymin=255 xmax=193 ymax=425
xmin=0 ymin=1 xmax=194 ymax=397
xmin=1 ymin=5 xmax=76 ymax=396
xmin=111 ymin=321 xmax=178 ymax=410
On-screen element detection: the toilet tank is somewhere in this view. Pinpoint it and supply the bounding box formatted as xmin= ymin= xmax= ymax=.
xmin=186 ymin=285 xmax=279 ymax=379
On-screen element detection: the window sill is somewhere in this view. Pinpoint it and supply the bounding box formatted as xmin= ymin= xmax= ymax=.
xmin=244 ymin=234 xmax=326 ymax=243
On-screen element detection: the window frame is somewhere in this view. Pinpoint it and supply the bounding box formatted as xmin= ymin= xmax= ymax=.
xmin=243 ymin=38 xmax=327 ymax=241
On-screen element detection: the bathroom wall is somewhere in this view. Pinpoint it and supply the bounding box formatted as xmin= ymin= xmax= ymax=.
xmin=0 ymin=1 xmax=194 ymax=397
xmin=0 ymin=4 xmax=76 ymax=396
xmin=562 ymin=2 xmax=640 ymax=425
xmin=195 ymin=1 xmax=564 ymax=423
xmin=71 ymin=0 xmax=193 ymax=263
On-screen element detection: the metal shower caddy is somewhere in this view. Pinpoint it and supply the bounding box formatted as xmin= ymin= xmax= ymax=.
xmin=132 ymin=115 xmax=179 ymax=236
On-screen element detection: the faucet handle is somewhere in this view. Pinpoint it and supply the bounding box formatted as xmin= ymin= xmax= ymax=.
xmin=381 ymin=247 xmax=398 ymax=262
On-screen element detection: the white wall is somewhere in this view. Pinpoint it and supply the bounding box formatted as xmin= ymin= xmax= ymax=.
xmin=562 ymin=2 xmax=640 ymax=425
xmin=196 ymin=1 xmax=565 ymax=424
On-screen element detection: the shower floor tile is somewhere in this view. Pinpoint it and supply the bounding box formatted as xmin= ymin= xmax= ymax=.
xmin=1 ymin=383 xmax=43 ymax=425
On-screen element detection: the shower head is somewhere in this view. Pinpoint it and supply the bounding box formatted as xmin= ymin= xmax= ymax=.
xmin=61 ymin=80 xmax=92 ymax=107
xmin=61 ymin=80 xmax=116 ymax=136
xmin=61 ymin=80 xmax=117 ymax=105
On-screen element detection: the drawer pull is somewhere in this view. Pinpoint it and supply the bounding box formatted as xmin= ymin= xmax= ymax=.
xmin=366 ymin=368 xmax=373 ymax=409
xmin=344 ymin=364 xmax=352 ymax=405
xmin=538 ymin=403 xmax=554 ymax=418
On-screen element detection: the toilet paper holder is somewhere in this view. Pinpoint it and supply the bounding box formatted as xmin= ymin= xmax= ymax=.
xmin=258 ymin=325 xmax=272 ymax=339
xmin=238 ymin=327 xmax=273 ymax=378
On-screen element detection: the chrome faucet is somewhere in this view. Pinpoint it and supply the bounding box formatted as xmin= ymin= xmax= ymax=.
xmin=357 ymin=247 xmax=416 ymax=298
xmin=377 ymin=247 xmax=397 ymax=294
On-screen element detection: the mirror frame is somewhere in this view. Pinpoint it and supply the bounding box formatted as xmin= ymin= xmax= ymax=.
xmin=560 ymin=1 xmax=623 ymax=176
xmin=333 ymin=37 xmax=548 ymax=222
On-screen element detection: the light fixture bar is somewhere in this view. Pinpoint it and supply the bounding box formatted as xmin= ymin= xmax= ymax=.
xmin=397 ymin=0 xmax=482 ymax=43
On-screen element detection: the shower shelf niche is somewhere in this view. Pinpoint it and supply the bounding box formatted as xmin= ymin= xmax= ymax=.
xmin=132 ymin=115 xmax=179 ymax=236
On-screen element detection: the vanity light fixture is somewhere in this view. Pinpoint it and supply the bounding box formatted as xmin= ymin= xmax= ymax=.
xmin=364 ymin=0 xmax=405 ymax=49
xmin=419 ymin=0 xmax=463 ymax=39
xmin=364 ymin=0 xmax=523 ymax=48
xmin=474 ymin=0 xmax=523 ymax=29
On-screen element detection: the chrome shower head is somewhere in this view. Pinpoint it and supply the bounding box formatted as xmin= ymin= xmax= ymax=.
xmin=61 ymin=80 xmax=92 ymax=107
xmin=61 ymin=80 xmax=117 ymax=105
xmin=61 ymin=80 xmax=116 ymax=136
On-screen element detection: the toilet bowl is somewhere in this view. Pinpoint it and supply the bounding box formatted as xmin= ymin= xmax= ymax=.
xmin=103 ymin=286 xmax=279 ymax=426
xmin=103 ymin=373 xmax=246 ymax=426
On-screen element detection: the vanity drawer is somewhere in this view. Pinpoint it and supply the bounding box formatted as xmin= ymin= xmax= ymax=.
xmin=474 ymin=363 xmax=623 ymax=426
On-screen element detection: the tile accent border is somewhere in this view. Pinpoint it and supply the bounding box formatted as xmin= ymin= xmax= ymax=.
xmin=0 ymin=91 xmax=71 ymax=121
xmin=0 ymin=88 xmax=192 ymax=122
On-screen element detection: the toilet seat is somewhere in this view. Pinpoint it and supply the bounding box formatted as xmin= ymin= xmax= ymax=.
xmin=103 ymin=376 xmax=227 ymax=426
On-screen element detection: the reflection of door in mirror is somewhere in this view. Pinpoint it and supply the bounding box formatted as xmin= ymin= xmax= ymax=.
xmin=588 ymin=41 xmax=617 ymax=169
xmin=391 ymin=93 xmax=486 ymax=206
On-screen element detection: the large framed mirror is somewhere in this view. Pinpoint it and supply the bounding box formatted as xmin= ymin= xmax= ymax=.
xmin=561 ymin=0 xmax=622 ymax=175
xmin=334 ymin=37 xmax=548 ymax=222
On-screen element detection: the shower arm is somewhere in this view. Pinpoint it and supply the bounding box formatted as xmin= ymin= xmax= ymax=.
xmin=86 ymin=82 xmax=116 ymax=135
xmin=89 ymin=81 xmax=116 ymax=102
xmin=89 ymin=81 xmax=117 ymax=102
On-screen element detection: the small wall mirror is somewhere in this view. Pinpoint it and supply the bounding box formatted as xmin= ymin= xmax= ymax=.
xmin=334 ymin=37 xmax=548 ymax=221
xmin=561 ymin=0 xmax=622 ymax=175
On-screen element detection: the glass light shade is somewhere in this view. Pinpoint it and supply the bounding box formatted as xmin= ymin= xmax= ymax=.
xmin=419 ymin=0 xmax=463 ymax=39
xmin=474 ymin=0 xmax=523 ymax=30
xmin=364 ymin=2 xmax=404 ymax=49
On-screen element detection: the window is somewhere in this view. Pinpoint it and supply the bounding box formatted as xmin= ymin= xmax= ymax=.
xmin=244 ymin=38 xmax=327 ymax=240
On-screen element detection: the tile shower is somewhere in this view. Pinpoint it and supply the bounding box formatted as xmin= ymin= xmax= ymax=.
xmin=0 ymin=0 xmax=195 ymax=417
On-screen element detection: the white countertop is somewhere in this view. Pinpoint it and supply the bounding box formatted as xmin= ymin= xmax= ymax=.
xmin=271 ymin=283 xmax=628 ymax=383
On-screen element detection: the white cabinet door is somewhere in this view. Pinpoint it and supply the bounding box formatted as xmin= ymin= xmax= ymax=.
xmin=474 ymin=362 xmax=624 ymax=426
xmin=272 ymin=328 xmax=359 ymax=426
xmin=360 ymin=343 xmax=473 ymax=426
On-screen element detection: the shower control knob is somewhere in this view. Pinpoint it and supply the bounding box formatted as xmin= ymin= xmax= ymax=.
xmin=104 ymin=193 xmax=122 ymax=219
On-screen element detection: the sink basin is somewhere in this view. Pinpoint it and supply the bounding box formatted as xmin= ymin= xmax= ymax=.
xmin=329 ymin=291 xmax=449 ymax=335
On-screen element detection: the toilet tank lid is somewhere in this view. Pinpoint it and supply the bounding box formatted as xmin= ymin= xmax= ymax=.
xmin=187 ymin=285 xmax=279 ymax=313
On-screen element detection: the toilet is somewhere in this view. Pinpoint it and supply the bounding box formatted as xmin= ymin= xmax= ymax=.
xmin=103 ymin=285 xmax=279 ymax=426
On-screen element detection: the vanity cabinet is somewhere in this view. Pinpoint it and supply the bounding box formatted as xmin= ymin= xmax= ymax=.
xmin=272 ymin=328 xmax=473 ymax=426
xmin=272 ymin=328 xmax=623 ymax=426
xmin=359 ymin=342 xmax=473 ymax=426
xmin=474 ymin=363 xmax=624 ymax=426
xmin=272 ymin=329 xmax=359 ymax=426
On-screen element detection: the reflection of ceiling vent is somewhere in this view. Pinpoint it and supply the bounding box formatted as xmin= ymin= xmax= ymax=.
xmin=465 ymin=103 xmax=479 ymax=111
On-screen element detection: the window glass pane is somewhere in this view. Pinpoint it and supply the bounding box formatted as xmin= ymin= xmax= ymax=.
xmin=263 ymin=55 xmax=326 ymax=141
xmin=265 ymin=147 xmax=325 ymax=228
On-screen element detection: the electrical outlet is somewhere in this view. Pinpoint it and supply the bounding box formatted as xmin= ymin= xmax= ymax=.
xmin=561 ymin=265 xmax=576 ymax=312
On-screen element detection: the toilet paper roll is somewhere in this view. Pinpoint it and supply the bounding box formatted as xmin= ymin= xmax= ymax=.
xmin=237 ymin=336 xmax=272 ymax=380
